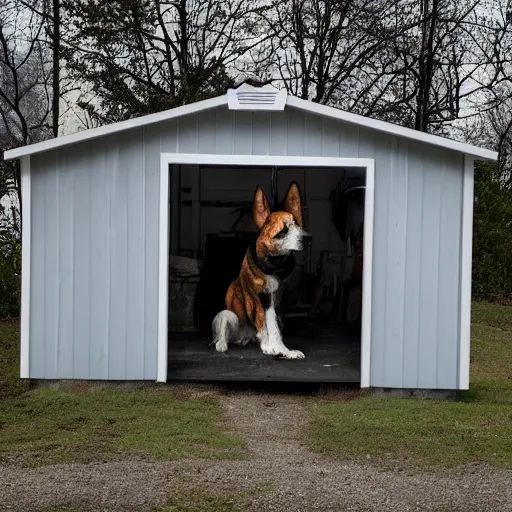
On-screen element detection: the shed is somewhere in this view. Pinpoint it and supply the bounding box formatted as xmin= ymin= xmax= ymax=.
xmin=4 ymin=84 xmax=497 ymax=390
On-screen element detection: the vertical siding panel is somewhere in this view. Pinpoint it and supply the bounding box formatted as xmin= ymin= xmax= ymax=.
xmin=108 ymin=142 xmax=127 ymax=379
xmin=286 ymin=109 xmax=306 ymax=156
xmin=125 ymin=129 xmax=145 ymax=379
xmin=56 ymin=150 xmax=74 ymax=378
xmin=233 ymin=111 xmax=252 ymax=155
xmin=269 ymin=111 xmax=286 ymax=155
xmin=304 ymin=113 xmax=323 ymax=156
xmin=321 ymin=118 xmax=340 ymax=157
xmin=160 ymin=119 xmax=178 ymax=153
xmin=30 ymin=155 xmax=46 ymax=378
xmin=178 ymin=114 xmax=199 ymax=153
xmin=436 ymin=152 xmax=463 ymax=388
xmin=339 ymin=123 xmax=360 ymax=157
xmin=143 ymin=126 xmax=161 ymax=379
xmin=366 ymin=130 xmax=389 ymax=387
xmin=402 ymin=144 xmax=424 ymax=388
xmin=44 ymin=152 xmax=58 ymax=378
xmin=89 ymin=146 xmax=109 ymax=379
xmin=383 ymin=138 xmax=408 ymax=387
xmin=251 ymin=112 xmax=270 ymax=155
xmin=72 ymin=145 xmax=92 ymax=379
xmin=417 ymin=152 xmax=443 ymax=388
xmin=198 ymin=109 xmax=216 ymax=153
xmin=215 ymin=107 xmax=234 ymax=154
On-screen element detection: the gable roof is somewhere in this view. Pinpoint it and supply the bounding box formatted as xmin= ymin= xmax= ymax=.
xmin=4 ymin=85 xmax=497 ymax=161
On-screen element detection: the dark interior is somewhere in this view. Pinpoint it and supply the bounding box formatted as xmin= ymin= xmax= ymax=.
xmin=167 ymin=164 xmax=365 ymax=383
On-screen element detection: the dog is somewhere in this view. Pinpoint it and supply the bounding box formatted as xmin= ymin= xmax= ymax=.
xmin=212 ymin=183 xmax=311 ymax=359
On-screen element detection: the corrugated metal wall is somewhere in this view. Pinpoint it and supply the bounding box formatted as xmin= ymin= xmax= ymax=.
xmin=29 ymin=105 xmax=464 ymax=387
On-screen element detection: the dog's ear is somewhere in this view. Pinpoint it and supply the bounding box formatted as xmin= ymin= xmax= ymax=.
xmin=252 ymin=186 xmax=270 ymax=230
xmin=283 ymin=182 xmax=303 ymax=227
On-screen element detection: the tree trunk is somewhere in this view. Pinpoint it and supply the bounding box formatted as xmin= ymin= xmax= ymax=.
xmin=52 ymin=0 xmax=60 ymax=137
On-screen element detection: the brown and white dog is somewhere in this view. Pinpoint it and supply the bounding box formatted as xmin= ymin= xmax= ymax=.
xmin=212 ymin=183 xmax=310 ymax=359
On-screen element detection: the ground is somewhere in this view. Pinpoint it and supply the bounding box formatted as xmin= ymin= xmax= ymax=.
xmin=0 ymin=303 xmax=511 ymax=511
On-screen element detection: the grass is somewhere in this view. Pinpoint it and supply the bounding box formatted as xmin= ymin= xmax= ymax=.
xmin=309 ymin=302 xmax=512 ymax=470
xmin=0 ymin=387 xmax=244 ymax=466
xmin=0 ymin=320 xmax=244 ymax=467
xmin=152 ymin=487 xmax=262 ymax=512
xmin=0 ymin=320 xmax=29 ymax=399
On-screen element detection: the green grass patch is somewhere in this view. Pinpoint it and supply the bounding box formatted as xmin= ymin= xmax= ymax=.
xmin=153 ymin=481 xmax=268 ymax=512
xmin=472 ymin=301 xmax=512 ymax=331
xmin=309 ymin=302 xmax=512 ymax=470
xmin=0 ymin=319 xmax=29 ymax=399
xmin=0 ymin=388 xmax=244 ymax=466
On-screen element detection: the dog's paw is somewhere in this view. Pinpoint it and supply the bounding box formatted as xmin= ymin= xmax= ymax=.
xmin=214 ymin=340 xmax=228 ymax=353
xmin=284 ymin=349 xmax=305 ymax=359
xmin=261 ymin=344 xmax=281 ymax=356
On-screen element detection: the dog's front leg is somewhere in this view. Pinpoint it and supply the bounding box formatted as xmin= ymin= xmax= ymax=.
xmin=261 ymin=306 xmax=305 ymax=360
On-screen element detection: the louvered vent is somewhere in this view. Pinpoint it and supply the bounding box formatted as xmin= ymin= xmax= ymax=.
xmin=227 ymin=84 xmax=287 ymax=111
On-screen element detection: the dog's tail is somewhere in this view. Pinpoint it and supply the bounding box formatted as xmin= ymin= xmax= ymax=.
xmin=212 ymin=310 xmax=239 ymax=353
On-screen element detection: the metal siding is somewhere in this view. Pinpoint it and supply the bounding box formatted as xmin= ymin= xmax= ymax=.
xmin=125 ymin=131 xmax=146 ymax=379
xmin=143 ymin=125 xmax=162 ymax=379
xmin=27 ymin=106 xmax=465 ymax=387
xmin=30 ymin=154 xmax=47 ymax=378
xmin=43 ymin=152 xmax=59 ymax=379
xmin=29 ymin=127 xmax=160 ymax=380
xmin=269 ymin=111 xmax=287 ymax=156
xmin=251 ymin=112 xmax=271 ymax=155
xmin=57 ymin=149 xmax=75 ymax=378
xmin=198 ymin=109 xmax=217 ymax=153
xmin=383 ymin=138 xmax=409 ymax=387
xmin=321 ymin=118 xmax=340 ymax=157
xmin=436 ymin=151 xmax=463 ymax=389
xmin=89 ymin=146 xmax=110 ymax=379
xmin=402 ymin=145 xmax=424 ymax=388
xmin=286 ymin=109 xmax=306 ymax=156
xmin=72 ymin=145 xmax=92 ymax=379
xmin=178 ymin=114 xmax=199 ymax=153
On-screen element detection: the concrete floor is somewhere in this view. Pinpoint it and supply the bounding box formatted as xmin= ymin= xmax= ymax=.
xmin=167 ymin=319 xmax=361 ymax=383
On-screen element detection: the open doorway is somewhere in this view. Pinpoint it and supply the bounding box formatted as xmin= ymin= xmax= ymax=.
xmin=163 ymin=157 xmax=372 ymax=384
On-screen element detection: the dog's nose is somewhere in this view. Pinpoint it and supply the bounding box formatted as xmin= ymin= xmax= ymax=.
xmin=302 ymin=233 xmax=312 ymax=246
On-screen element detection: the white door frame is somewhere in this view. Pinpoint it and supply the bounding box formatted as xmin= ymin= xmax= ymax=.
xmin=158 ymin=153 xmax=375 ymax=387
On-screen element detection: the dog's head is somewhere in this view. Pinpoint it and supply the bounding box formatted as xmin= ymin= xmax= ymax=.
xmin=252 ymin=182 xmax=311 ymax=259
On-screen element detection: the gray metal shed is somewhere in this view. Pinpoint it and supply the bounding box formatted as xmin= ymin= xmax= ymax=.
xmin=5 ymin=84 xmax=497 ymax=390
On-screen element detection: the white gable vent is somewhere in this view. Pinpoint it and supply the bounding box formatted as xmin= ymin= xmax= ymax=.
xmin=227 ymin=83 xmax=287 ymax=111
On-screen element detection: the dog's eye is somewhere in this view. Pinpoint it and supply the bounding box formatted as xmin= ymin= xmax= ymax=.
xmin=274 ymin=225 xmax=289 ymax=239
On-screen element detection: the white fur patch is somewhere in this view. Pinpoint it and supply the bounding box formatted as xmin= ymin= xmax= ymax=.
xmin=212 ymin=310 xmax=239 ymax=353
xmin=277 ymin=224 xmax=304 ymax=253
xmin=265 ymin=275 xmax=280 ymax=294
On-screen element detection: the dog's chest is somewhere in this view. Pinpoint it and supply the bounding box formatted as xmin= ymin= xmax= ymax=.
xmin=258 ymin=275 xmax=280 ymax=311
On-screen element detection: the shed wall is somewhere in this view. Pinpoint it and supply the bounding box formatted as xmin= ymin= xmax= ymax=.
xmin=29 ymin=105 xmax=464 ymax=388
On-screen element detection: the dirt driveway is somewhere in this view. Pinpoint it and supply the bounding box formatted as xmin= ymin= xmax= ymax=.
xmin=1 ymin=391 xmax=511 ymax=512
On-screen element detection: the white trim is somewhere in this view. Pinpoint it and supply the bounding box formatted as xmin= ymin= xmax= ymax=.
xmin=286 ymin=97 xmax=498 ymax=162
xmin=5 ymin=94 xmax=497 ymax=162
xmin=4 ymin=95 xmax=228 ymax=160
xmin=459 ymin=155 xmax=474 ymax=390
xmin=158 ymin=153 xmax=375 ymax=387
xmin=159 ymin=153 xmax=374 ymax=168
xmin=157 ymin=155 xmax=170 ymax=383
xmin=20 ymin=156 xmax=31 ymax=379
xmin=360 ymin=160 xmax=375 ymax=388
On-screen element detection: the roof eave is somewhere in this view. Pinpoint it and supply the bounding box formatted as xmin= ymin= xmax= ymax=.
xmin=286 ymin=96 xmax=498 ymax=162
xmin=4 ymin=91 xmax=498 ymax=162
xmin=4 ymin=94 xmax=229 ymax=161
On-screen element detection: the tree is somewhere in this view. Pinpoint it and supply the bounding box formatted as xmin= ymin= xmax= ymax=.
xmin=259 ymin=0 xmax=412 ymax=115
xmin=60 ymin=0 xmax=270 ymax=123
xmin=0 ymin=0 xmax=52 ymax=228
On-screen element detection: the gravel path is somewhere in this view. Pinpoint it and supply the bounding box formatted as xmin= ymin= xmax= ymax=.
xmin=1 ymin=391 xmax=512 ymax=511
